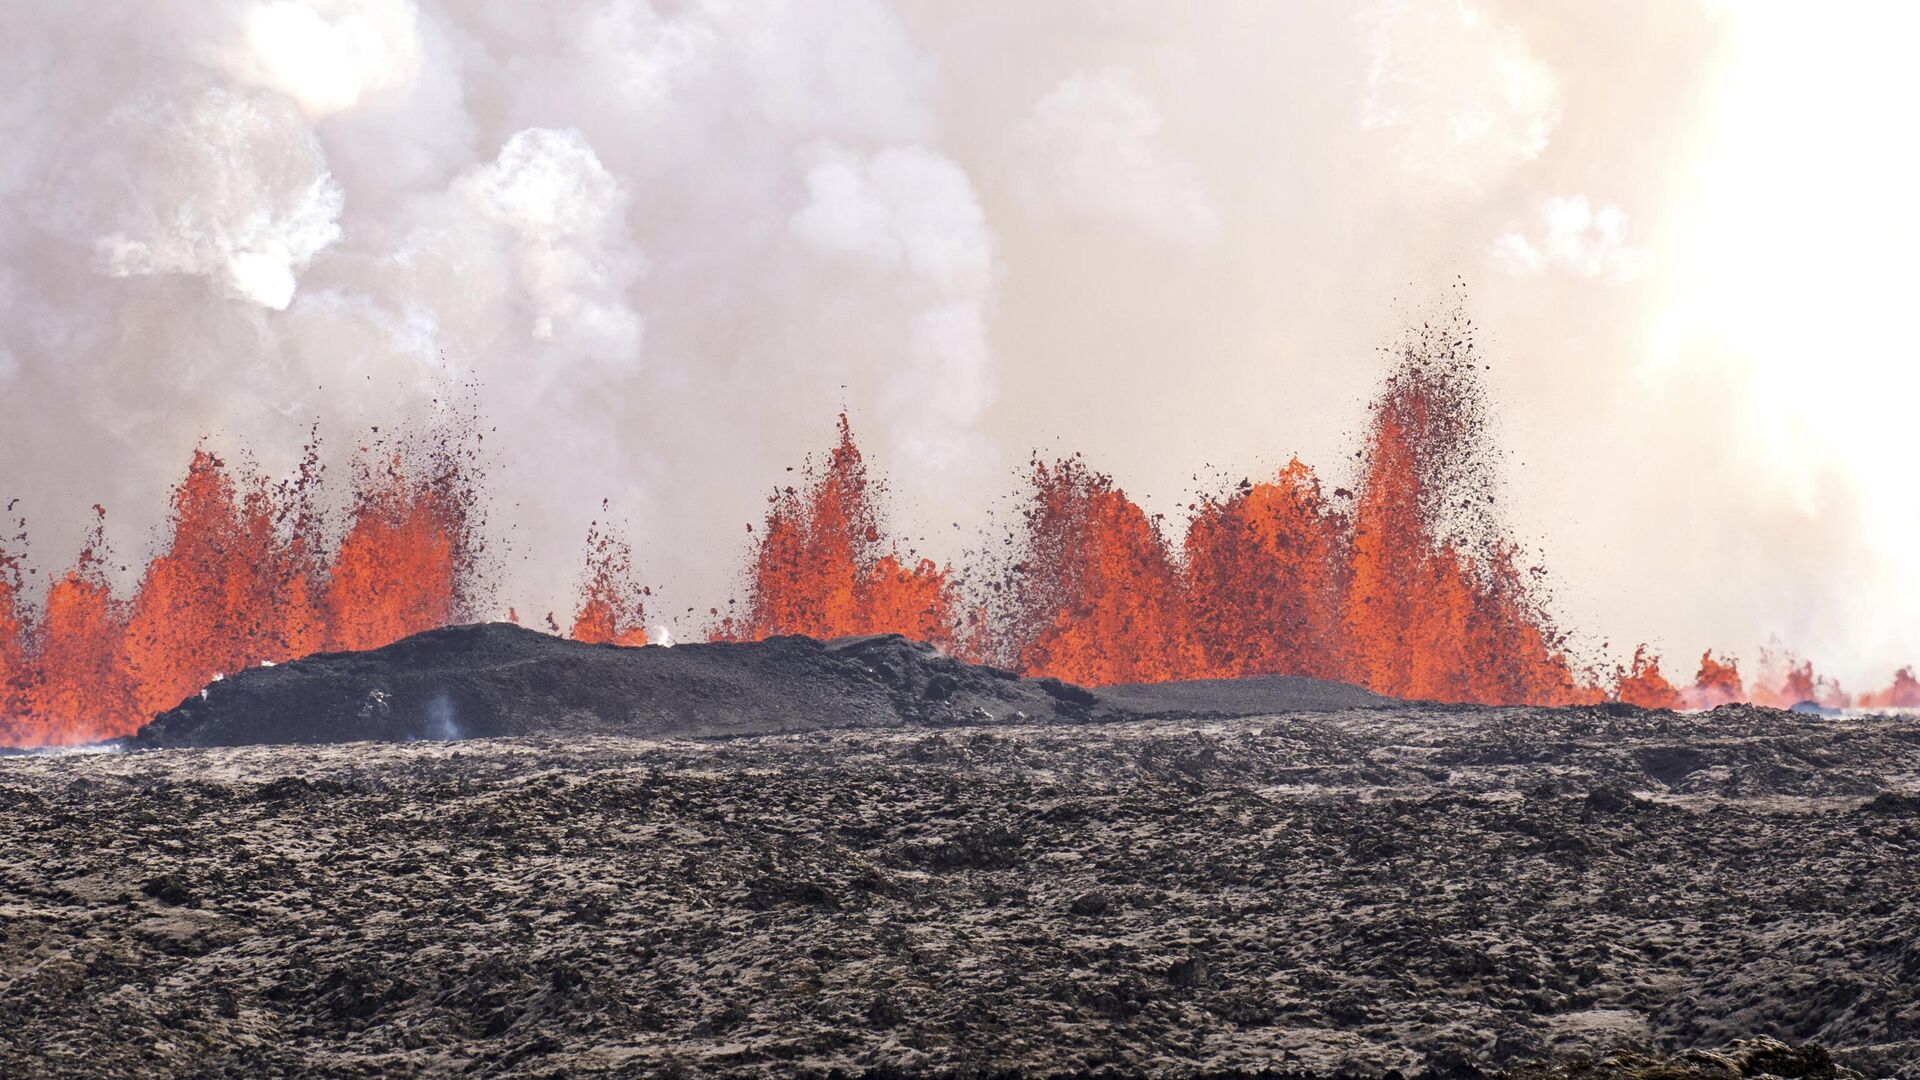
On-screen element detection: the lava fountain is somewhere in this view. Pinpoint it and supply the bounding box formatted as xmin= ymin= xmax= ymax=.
xmin=0 ymin=431 xmax=485 ymax=746
xmin=714 ymin=413 xmax=954 ymax=649
xmin=2 ymin=316 xmax=1916 ymax=747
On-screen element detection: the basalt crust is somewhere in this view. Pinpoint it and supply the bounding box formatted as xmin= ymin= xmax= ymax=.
xmin=4 ymin=693 xmax=1916 ymax=1078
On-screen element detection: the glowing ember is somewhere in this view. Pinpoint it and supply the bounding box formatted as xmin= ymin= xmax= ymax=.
xmin=715 ymin=414 xmax=954 ymax=647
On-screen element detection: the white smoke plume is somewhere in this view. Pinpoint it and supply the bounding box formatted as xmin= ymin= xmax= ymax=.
xmin=90 ymin=89 xmax=345 ymax=310
xmin=1491 ymin=195 xmax=1651 ymax=284
xmin=0 ymin=0 xmax=1915 ymax=688
xmin=1358 ymin=0 xmax=1560 ymax=192
xmin=1014 ymin=68 xmax=1221 ymax=247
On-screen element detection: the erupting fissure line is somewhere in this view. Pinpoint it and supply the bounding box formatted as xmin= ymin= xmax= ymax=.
xmin=714 ymin=317 xmax=1917 ymax=711
xmin=2 ymin=322 xmax=1916 ymax=747
xmin=0 ymin=434 xmax=486 ymax=746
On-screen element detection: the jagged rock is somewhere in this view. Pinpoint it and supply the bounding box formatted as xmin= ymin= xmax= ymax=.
xmin=139 ymin=875 xmax=193 ymax=906
xmin=1168 ymin=953 xmax=1213 ymax=989
xmin=1859 ymin=792 xmax=1920 ymax=815
xmin=1581 ymin=784 xmax=1645 ymax=819
xmin=3 ymin=653 xmax=1917 ymax=1078
xmin=1508 ymin=1035 xmax=1865 ymax=1078
xmin=1067 ymin=890 xmax=1112 ymax=917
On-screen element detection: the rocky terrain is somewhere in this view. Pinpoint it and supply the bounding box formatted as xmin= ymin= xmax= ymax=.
xmin=4 ymin=691 xmax=1918 ymax=1077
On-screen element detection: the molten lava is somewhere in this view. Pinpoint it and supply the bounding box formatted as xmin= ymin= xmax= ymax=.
xmin=994 ymin=455 xmax=1203 ymax=686
xmin=1860 ymin=667 xmax=1920 ymax=709
xmin=716 ymin=414 xmax=954 ymax=648
xmin=28 ymin=510 xmax=139 ymax=746
xmin=4 ymin=316 xmax=1917 ymax=748
xmin=1183 ymin=461 xmax=1344 ymax=681
xmin=569 ymin=516 xmax=649 ymax=647
xmin=322 ymin=452 xmax=478 ymax=654
xmin=122 ymin=450 xmax=305 ymax=719
xmin=978 ymin=331 xmax=1597 ymax=703
xmin=1339 ymin=331 xmax=1593 ymax=705
xmin=1685 ymin=651 xmax=1746 ymax=709
xmin=0 ymin=513 xmax=27 ymax=745
xmin=1613 ymin=646 xmax=1681 ymax=710
xmin=0 ymin=435 xmax=483 ymax=745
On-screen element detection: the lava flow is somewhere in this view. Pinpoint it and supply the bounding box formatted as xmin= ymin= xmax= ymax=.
xmin=726 ymin=332 xmax=1598 ymax=701
xmin=1332 ymin=325 xmax=1590 ymax=705
xmin=1183 ymin=459 xmax=1345 ymax=682
xmin=990 ymin=454 xmax=1206 ymax=686
xmin=728 ymin=319 xmax=1915 ymax=710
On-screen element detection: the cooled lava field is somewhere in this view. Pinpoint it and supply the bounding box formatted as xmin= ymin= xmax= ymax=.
xmin=2 ymin=630 xmax=1918 ymax=1078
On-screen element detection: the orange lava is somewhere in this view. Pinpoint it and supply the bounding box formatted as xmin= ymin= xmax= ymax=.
xmin=27 ymin=510 xmax=139 ymax=746
xmin=1859 ymin=667 xmax=1920 ymax=709
xmin=994 ymin=455 xmax=1203 ymax=686
xmin=972 ymin=332 xmax=1599 ymax=701
xmin=1683 ymin=651 xmax=1745 ymax=710
xmin=0 ymin=435 xmax=483 ymax=745
xmin=5 ymin=321 xmax=1918 ymax=747
xmin=122 ymin=450 xmax=306 ymax=719
xmin=715 ymin=414 xmax=954 ymax=648
xmin=1183 ymin=461 xmax=1344 ymax=681
xmin=322 ymin=453 xmax=473 ymax=654
xmin=1339 ymin=334 xmax=1593 ymax=705
xmin=1740 ymin=648 xmax=1848 ymax=711
xmin=569 ymin=515 xmax=649 ymax=647
xmin=1613 ymin=646 xmax=1681 ymax=710
xmin=0 ymin=512 xmax=27 ymax=745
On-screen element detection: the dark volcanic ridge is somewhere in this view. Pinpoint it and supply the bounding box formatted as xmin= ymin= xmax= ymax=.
xmin=124 ymin=622 xmax=1388 ymax=749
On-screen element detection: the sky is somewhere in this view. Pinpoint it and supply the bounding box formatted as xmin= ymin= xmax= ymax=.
xmin=0 ymin=1 xmax=1915 ymax=686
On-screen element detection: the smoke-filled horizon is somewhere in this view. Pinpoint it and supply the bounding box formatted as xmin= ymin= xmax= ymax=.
xmin=1 ymin=1 xmax=1916 ymax=689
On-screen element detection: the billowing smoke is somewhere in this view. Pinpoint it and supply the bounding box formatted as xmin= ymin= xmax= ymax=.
xmin=0 ymin=1 xmax=1915 ymax=689
xmin=0 ymin=0 xmax=998 ymax=630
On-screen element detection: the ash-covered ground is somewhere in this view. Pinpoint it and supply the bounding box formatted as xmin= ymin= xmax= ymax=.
xmin=4 ymin=701 xmax=1918 ymax=1078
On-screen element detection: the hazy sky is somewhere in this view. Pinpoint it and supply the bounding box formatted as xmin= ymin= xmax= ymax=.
xmin=1 ymin=1 xmax=1915 ymax=685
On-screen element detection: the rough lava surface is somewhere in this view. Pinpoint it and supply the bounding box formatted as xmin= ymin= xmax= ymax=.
xmin=0 ymin=629 xmax=1916 ymax=1078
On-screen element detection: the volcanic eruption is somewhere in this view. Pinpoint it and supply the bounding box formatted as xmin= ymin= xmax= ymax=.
xmin=0 ymin=314 xmax=1913 ymax=747
xmin=0 ymin=431 xmax=486 ymax=746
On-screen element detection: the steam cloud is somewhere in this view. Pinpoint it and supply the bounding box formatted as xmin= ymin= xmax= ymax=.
xmin=0 ymin=1 xmax=1913 ymax=688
